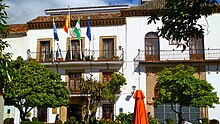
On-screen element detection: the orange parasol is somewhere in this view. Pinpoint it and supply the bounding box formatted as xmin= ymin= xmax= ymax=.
xmin=133 ymin=90 xmax=149 ymax=124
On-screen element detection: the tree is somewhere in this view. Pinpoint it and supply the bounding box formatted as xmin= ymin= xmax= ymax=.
xmin=79 ymin=76 xmax=106 ymax=123
xmin=105 ymin=72 xmax=126 ymax=120
xmin=148 ymin=0 xmax=218 ymax=51
xmin=156 ymin=64 xmax=219 ymax=124
xmin=0 ymin=0 xmax=10 ymax=123
xmin=4 ymin=56 xmax=70 ymax=121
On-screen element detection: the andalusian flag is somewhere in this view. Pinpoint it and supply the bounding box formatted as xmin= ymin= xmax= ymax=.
xmin=73 ymin=18 xmax=81 ymax=41
xmin=63 ymin=8 xmax=70 ymax=33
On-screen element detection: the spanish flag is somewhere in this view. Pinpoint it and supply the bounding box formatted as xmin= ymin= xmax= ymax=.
xmin=63 ymin=7 xmax=70 ymax=33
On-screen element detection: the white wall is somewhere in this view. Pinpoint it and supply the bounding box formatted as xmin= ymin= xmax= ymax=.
xmin=206 ymin=72 xmax=220 ymax=121
xmin=4 ymin=36 xmax=28 ymax=60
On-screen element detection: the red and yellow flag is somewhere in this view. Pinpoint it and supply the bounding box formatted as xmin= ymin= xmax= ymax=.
xmin=63 ymin=8 xmax=70 ymax=33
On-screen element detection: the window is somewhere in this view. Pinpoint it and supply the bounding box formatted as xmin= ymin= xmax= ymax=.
xmin=66 ymin=38 xmax=85 ymax=61
xmin=102 ymin=104 xmax=113 ymax=119
xmin=71 ymin=40 xmax=81 ymax=60
xmin=189 ymin=37 xmax=204 ymax=54
xmin=102 ymin=72 xmax=113 ymax=84
xmin=40 ymin=41 xmax=51 ymax=62
xmin=99 ymin=36 xmax=116 ymax=60
xmin=68 ymin=72 xmax=82 ymax=93
xmin=37 ymin=107 xmax=47 ymax=122
xmin=145 ymin=32 xmax=160 ymax=61
xmin=37 ymin=38 xmax=53 ymax=62
xmin=189 ymin=36 xmax=204 ymax=60
xmin=103 ymin=38 xmax=114 ymax=59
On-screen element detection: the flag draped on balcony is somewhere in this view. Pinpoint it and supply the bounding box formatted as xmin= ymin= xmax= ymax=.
xmin=56 ymin=43 xmax=62 ymax=59
xmin=63 ymin=7 xmax=70 ymax=33
xmin=86 ymin=17 xmax=91 ymax=41
xmin=53 ymin=18 xmax=59 ymax=41
xmin=73 ymin=18 xmax=81 ymax=41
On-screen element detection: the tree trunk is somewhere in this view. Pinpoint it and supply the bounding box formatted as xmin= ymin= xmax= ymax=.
xmin=178 ymin=112 xmax=185 ymax=124
xmin=0 ymin=93 xmax=4 ymax=124
xmin=87 ymin=96 xmax=91 ymax=123
xmin=110 ymin=103 xmax=114 ymax=121
xmin=19 ymin=108 xmax=26 ymax=121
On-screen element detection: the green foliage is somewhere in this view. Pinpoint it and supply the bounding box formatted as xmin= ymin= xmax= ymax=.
xmin=32 ymin=117 xmax=38 ymax=122
xmin=114 ymin=112 xmax=133 ymax=124
xmin=0 ymin=0 xmax=8 ymax=39
xmin=84 ymin=55 xmax=94 ymax=61
xmin=22 ymin=121 xmax=41 ymax=124
xmin=165 ymin=118 xmax=176 ymax=124
xmin=148 ymin=0 xmax=218 ymax=51
xmin=55 ymin=119 xmax=62 ymax=124
xmin=210 ymin=119 xmax=219 ymax=124
xmin=4 ymin=56 xmax=70 ymax=121
xmin=148 ymin=115 xmax=160 ymax=124
xmin=0 ymin=41 xmax=12 ymax=93
xmin=156 ymin=64 xmax=219 ymax=107
xmin=79 ymin=77 xmax=106 ymax=122
xmin=202 ymin=118 xmax=209 ymax=124
xmin=105 ymin=72 xmax=127 ymax=103
xmin=64 ymin=117 xmax=81 ymax=124
xmin=3 ymin=118 xmax=11 ymax=124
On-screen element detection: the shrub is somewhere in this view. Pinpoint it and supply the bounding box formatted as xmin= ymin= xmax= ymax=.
xmin=4 ymin=118 xmax=12 ymax=124
xmin=202 ymin=118 xmax=209 ymax=124
xmin=165 ymin=118 xmax=176 ymax=124
xmin=32 ymin=117 xmax=38 ymax=122
xmin=55 ymin=119 xmax=62 ymax=124
xmin=210 ymin=119 xmax=219 ymax=124
xmin=148 ymin=115 xmax=160 ymax=124
xmin=114 ymin=112 xmax=133 ymax=124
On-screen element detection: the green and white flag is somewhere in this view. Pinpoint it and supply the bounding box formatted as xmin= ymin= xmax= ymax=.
xmin=73 ymin=18 xmax=81 ymax=41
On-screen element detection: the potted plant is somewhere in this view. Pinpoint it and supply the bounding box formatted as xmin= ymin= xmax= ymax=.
xmin=85 ymin=55 xmax=94 ymax=61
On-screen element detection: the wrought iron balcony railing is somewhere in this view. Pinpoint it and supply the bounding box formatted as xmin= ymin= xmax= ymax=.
xmin=134 ymin=49 xmax=220 ymax=62
xmin=27 ymin=49 xmax=124 ymax=63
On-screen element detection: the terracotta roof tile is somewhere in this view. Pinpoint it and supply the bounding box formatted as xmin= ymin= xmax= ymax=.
xmin=9 ymin=24 xmax=28 ymax=33
xmin=122 ymin=0 xmax=165 ymax=11
xmin=45 ymin=5 xmax=129 ymax=12
xmin=28 ymin=12 xmax=122 ymax=23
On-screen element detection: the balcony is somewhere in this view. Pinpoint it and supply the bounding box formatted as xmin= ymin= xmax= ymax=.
xmin=28 ymin=49 xmax=124 ymax=63
xmin=134 ymin=49 xmax=220 ymax=66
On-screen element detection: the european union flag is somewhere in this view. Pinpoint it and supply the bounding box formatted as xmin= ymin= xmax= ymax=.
xmin=53 ymin=18 xmax=59 ymax=41
xmin=86 ymin=17 xmax=91 ymax=41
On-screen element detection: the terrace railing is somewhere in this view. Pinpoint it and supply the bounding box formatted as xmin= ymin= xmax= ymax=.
xmin=28 ymin=49 xmax=124 ymax=63
xmin=134 ymin=49 xmax=220 ymax=62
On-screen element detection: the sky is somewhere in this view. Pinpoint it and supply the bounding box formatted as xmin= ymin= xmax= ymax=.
xmin=4 ymin=0 xmax=220 ymax=24
xmin=5 ymin=0 xmax=141 ymax=24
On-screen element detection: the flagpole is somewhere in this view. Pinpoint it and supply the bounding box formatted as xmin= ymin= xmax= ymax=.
xmin=88 ymin=17 xmax=91 ymax=60
xmin=68 ymin=6 xmax=72 ymax=61
xmin=53 ymin=17 xmax=56 ymax=63
xmin=86 ymin=17 xmax=91 ymax=60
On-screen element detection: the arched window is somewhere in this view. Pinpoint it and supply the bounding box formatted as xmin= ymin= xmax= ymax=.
xmin=145 ymin=32 xmax=160 ymax=61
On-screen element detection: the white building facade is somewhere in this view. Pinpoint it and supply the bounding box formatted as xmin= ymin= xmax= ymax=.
xmin=4 ymin=2 xmax=220 ymax=123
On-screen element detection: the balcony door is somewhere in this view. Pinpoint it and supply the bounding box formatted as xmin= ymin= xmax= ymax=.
xmin=69 ymin=73 xmax=81 ymax=93
xmin=103 ymin=38 xmax=114 ymax=59
xmin=40 ymin=41 xmax=51 ymax=62
xmin=189 ymin=37 xmax=204 ymax=60
xmin=71 ymin=40 xmax=81 ymax=60
xmin=145 ymin=32 xmax=160 ymax=61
